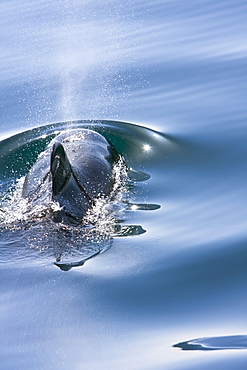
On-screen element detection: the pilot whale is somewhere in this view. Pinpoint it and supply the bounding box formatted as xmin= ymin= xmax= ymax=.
xmin=22 ymin=129 xmax=118 ymax=223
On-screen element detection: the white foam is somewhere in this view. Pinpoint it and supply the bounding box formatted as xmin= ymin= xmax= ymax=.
xmin=0 ymin=157 xmax=128 ymax=235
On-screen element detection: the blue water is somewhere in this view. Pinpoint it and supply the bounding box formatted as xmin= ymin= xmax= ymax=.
xmin=1 ymin=1 xmax=247 ymax=369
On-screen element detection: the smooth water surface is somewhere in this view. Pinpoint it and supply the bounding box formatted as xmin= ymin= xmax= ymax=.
xmin=1 ymin=1 xmax=247 ymax=369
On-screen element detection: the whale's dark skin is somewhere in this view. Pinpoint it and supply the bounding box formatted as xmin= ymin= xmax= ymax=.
xmin=22 ymin=129 xmax=118 ymax=223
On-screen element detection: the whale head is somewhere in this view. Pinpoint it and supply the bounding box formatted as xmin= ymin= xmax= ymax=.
xmin=22 ymin=129 xmax=116 ymax=224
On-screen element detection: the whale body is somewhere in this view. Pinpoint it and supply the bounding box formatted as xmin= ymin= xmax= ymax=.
xmin=22 ymin=129 xmax=117 ymax=222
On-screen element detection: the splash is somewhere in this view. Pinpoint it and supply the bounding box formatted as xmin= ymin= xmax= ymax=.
xmin=0 ymin=157 xmax=128 ymax=231
xmin=0 ymin=176 xmax=55 ymax=225
xmin=84 ymin=156 xmax=129 ymax=232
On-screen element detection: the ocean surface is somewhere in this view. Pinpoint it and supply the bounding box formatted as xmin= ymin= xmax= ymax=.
xmin=1 ymin=1 xmax=247 ymax=369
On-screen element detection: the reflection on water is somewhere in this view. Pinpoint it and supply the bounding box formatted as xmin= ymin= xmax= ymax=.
xmin=0 ymin=220 xmax=112 ymax=271
xmin=174 ymin=335 xmax=247 ymax=351
xmin=1 ymin=0 xmax=247 ymax=369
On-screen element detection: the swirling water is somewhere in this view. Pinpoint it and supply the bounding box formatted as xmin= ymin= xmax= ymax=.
xmin=1 ymin=1 xmax=247 ymax=369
